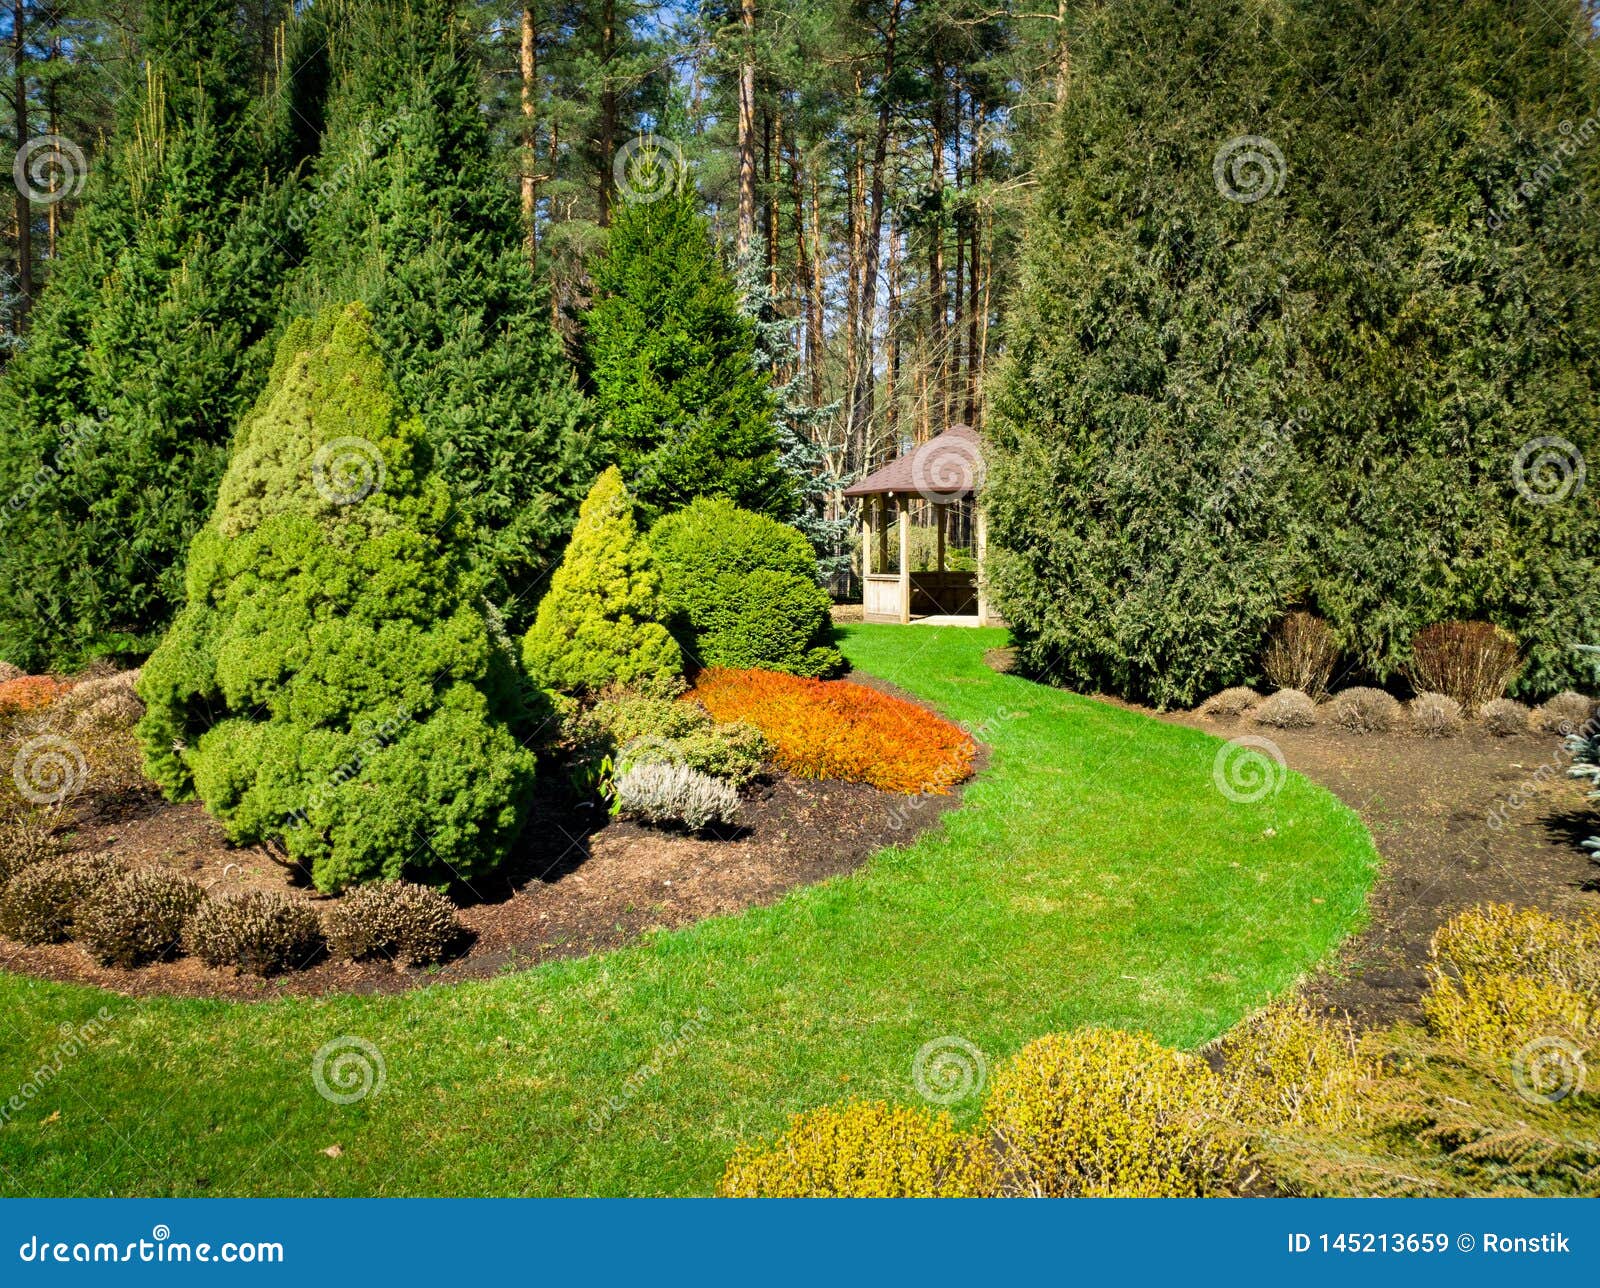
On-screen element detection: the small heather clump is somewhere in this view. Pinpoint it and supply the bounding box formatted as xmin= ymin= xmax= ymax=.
xmin=615 ymin=762 xmax=739 ymax=832
xmin=1533 ymin=691 xmax=1597 ymax=735
xmin=1479 ymin=698 xmax=1531 ymax=737
xmin=0 ymin=854 xmax=124 ymax=945
xmin=1410 ymin=692 xmax=1463 ymax=737
xmin=77 ymin=867 xmax=203 ymax=967
xmin=1196 ymin=687 xmax=1263 ymax=720
xmin=185 ymin=891 xmax=324 ymax=976
xmin=1323 ymin=687 xmax=1403 ymax=734
xmin=323 ymin=881 xmax=463 ymax=967
xmin=1251 ymin=689 xmax=1317 ymax=729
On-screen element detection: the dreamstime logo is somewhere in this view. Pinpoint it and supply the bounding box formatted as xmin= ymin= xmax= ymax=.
xmin=912 ymin=1035 xmax=987 ymax=1105
xmin=1512 ymin=436 xmax=1586 ymax=506
xmin=1512 ymin=1035 xmax=1587 ymax=1105
xmin=614 ymin=134 xmax=686 ymax=204
xmin=12 ymin=735 xmax=87 ymax=806
xmin=312 ymin=437 xmax=386 ymax=506
xmin=12 ymin=135 xmax=87 ymax=205
xmin=311 ymin=1036 xmax=386 ymax=1105
xmin=1212 ymin=135 xmax=1286 ymax=204
xmin=910 ymin=433 xmax=984 ymax=503
xmin=1212 ymin=735 xmax=1287 ymax=804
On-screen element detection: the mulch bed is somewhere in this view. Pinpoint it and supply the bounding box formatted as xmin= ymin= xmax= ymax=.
xmin=0 ymin=767 xmax=966 ymax=1002
xmin=1157 ymin=705 xmax=1599 ymax=1029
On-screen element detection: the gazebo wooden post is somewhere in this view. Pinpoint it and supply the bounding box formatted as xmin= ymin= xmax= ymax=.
xmin=876 ymin=496 xmax=889 ymax=577
xmin=860 ymin=494 xmax=873 ymax=582
xmin=975 ymin=503 xmax=990 ymax=627
xmin=897 ymin=495 xmax=911 ymax=624
xmin=935 ymin=502 xmax=946 ymax=574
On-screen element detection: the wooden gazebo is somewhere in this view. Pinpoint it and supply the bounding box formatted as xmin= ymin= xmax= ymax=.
xmin=843 ymin=423 xmax=989 ymax=626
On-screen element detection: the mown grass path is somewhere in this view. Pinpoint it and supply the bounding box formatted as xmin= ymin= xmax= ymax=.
xmin=0 ymin=626 xmax=1376 ymax=1196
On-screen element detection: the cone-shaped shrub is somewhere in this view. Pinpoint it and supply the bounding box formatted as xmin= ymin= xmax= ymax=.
xmin=136 ymin=303 xmax=535 ymax=892
xmin=521 ymin=468 xmax=682 ymax=694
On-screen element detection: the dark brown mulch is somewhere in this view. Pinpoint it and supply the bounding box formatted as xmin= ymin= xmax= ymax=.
xmin=0 ymin=768 xmax=965 ymax=1002
xmin=1163 ymin=706 xmax=1598 ymax=1030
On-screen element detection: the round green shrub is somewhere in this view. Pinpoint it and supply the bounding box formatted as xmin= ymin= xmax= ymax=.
xmin=136 ymin=303 xmax=536 ymax=892
xmin=521 ymin=467 xmax=682 ymax=695
xmin=185 ymin=892 xmax=324 ymax=976
xmin=0 ymin=855 xmax=124 ymax=945
xmin=78 ymin=867 xmax=203 ymax=967
xmin=323 ymin=880 xmax=463 ymax=967
xmin=649 ymin=497 xmax=843 ymax=678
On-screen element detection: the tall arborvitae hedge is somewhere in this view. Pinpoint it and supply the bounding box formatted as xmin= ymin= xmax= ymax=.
xmin=290 ymin=0 xmax=589 ymax=627
xmin=986 ymin=0 xmax=1600 ymax=707
xmin=583 ymin=190 xmax=788 ymax=519
xmin=138 ymin=304 xmax=536 ymax=892
xmin=0 ymin=0 xmax=314 ymax=671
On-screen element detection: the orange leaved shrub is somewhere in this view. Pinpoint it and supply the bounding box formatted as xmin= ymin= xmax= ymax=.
xmin=0 ymin=676 xmax=72 ymax=714
xmin=690 ymin=668 xmax=976 ymax=795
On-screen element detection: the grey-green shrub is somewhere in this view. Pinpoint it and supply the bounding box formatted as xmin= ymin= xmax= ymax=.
xmin=1534 ymin=692 xmax=1597 ymax=734
xmin=323 ymin=881 xmax=463 ymax=966
xmin=1324 ymin=687 xmax=1402 ymax=734
xmin=1252 ymin=690 xmax=1317 ymax=729
xmin=78 ymin=868 xmax=203 ymax=967
xmin=0 ymin=855 xmax=124 ymax=945
xmin=1196 ymin=687 xmax=1263 ymax=720
xmin=615 ymin=762 xmax=739 ymax=832
xmin=1411 ymin=692 xmax=1463 ymax=737
xmin=1480 ymin=698 xmax=1531 ymax=736
xmin=567 ymin=691 xmax=770 ymax=789
xmin=185 ymin=892 xmax=324 ymax=976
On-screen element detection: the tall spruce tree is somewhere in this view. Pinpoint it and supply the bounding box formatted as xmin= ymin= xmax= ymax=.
xmin=583 ymin=188 xmax=789 ymax=519
xmin=986 ymin=0 xmax=1600 ymax=707
xmin=0 ymin=0 xmax=313 ymax=671
xmin=289 ymin=0 xmax=590 ymax=629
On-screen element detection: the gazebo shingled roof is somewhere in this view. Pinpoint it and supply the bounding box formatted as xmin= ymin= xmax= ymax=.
xmin=842 ymin=423 xmax=980 ymax=497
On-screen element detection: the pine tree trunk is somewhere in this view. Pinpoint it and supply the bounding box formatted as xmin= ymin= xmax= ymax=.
xmin=736 ymin=0 xmax=756 ymax=260
xmin=927 ymin=51 xmax=946 ymax=435
xmin=12 ymin=0 xmax=31 ymax=321
xmin=598 ymin=0 xmax=617 ymax=227
xmin=520 ymin=6 xmax=537 ymax=261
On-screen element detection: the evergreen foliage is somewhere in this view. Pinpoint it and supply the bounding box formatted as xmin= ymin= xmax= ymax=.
xmin=650 ymin=497 xmax=842 ymax=677
xmin=289 ymin=0 xmax=590 ymax=626
xmin=0 ymin=0 xmax=315 ymax=671
xmin=136 ymin=304 xmax=536 ymax=892
xmin=521 ymin=466 xmax=682 ymax=694
xmin=986 ymin=0 xmax=1600 ymax=707
xmin=584 ymin=190 xmax=788 ymax=518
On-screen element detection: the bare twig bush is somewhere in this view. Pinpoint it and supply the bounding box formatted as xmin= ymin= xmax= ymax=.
xmin=1406 ymin=621 xmax=1521 ymax=710
xmin=1262 ymin=613 xmax=1339 ymax=700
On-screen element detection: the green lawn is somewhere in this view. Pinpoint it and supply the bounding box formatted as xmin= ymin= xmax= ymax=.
xmin=0 ymin=626 xmax=1376 ymax=1196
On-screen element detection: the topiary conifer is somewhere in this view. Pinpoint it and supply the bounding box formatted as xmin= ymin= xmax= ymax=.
xmin=137 ymin=303 xmax=535 ymax=892
xmin=521 ymin=467 xmax=682 ymax=694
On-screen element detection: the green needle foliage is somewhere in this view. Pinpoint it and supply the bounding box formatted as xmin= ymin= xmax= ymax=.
xmin=986 ymin=0 xmax=1600 ymax=707
xmin=521 ymin=466 xmax=682 ymax=694
xmin=0 ymin=0 xmax=315 ymax=671
xmin=137 ymin=303 xmax=536 ymax=893
xmin=290 ymin=0 xmax=590 ymax=627
xmin=583 ymin=188 xmax=788 ymax=519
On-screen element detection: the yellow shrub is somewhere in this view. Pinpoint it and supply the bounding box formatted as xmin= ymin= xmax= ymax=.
xmin=717 ymin=1101 xmax=992 ymax=1198
xmin=1223 ymin=997 xmax=1376 ymax=1129
xmin=1431 ymin=904 xmax=1600 ymax=994
xmin=983 ymin=1029 xmax=1240 ymax=1197
xmin=1423 ymin=971 xmax=1599 ymax=1058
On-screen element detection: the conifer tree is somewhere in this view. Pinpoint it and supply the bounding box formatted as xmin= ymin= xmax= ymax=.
xmin=0 ymin=0 xmax=313 ymax=670
xmin=584 ymin=188 xmax=788 ymax=519
xmin=522 ymin=466 xmax=682 ymax=694
xmin=986 ymin=0 xmax=1600 ymax=706
xmin=138 ymin=303 xmax=535 ymax=893
xmin=290 ymin=0 xmax=590 ymax=626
